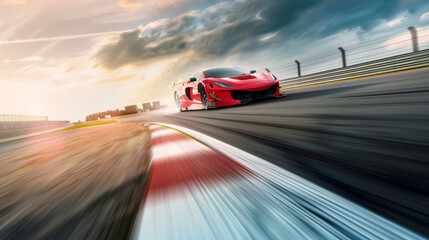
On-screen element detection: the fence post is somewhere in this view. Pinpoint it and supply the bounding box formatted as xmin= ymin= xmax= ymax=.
xmin=295 ymin=60 xmax=301 ymax=77
xmin=408 ymin=26 xmax=419 ymax=52
xmin=338 ymin=47 xmax=346 ymax=68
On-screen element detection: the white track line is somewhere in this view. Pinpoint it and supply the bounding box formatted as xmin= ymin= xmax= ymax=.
xmin=134 ymin=123 xmax=424 ymax=240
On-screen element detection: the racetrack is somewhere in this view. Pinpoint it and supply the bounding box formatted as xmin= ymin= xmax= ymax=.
xmin=125 ymin=68 xmax=429 ymax=237
xmin=0 ymin=68 xmax=428 ymax=239
xmin=133 ymin=124 xmax=423 ymax=239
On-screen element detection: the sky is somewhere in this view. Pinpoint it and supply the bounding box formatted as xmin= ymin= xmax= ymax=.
xmin=1 ymin=0 xmax=429 ymax=122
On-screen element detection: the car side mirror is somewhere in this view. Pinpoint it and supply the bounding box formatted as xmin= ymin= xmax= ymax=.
xmin=189 ymin=77 xmax=197 ymax=82
xmin=250 ymin=70 xmax=256 ymax=74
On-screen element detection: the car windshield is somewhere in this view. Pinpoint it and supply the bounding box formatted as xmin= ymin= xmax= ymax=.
xmin=204 ymin=67 xmax=248 ymax=78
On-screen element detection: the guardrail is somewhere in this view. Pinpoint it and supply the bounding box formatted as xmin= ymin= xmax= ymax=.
xmin=0 ymin=120 xmax=70 ymax=131
xmin=0 ymin=114 xmax=48 ymax=122
xmin=271 ymin=25 xmax=429 ymax=90
xmin=279 ymin=48 xmax=429 ymax=89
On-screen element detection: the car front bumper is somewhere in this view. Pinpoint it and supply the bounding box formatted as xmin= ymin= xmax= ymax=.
xmin=207 ymin=82 xmax=279 ymax=107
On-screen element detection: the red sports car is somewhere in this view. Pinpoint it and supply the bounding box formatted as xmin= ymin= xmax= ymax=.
xmin=173 ymin=67 xmax=280 ymax=111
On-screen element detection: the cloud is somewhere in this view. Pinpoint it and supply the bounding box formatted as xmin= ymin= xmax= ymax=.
xmin=118 ymin=0 xmax=193 ymax=9
xmin=260 ymin=32 xmax=278 ymax=42
xmin=95 ymin=29 xmax=188 ymax=69
xmin=3 ymin=0 xmax=26 ymax=5
xmin=95 ymin=0 xmax=426 ymax=71
xmin=95 ymin=0 xmax=324 ymax=70
xmin=384 ymin=33 xmax=410 ymax=50
xmin=98 ymin=74 xmax=136 ymax=84
xmin=118 ymin=0 xmax=143 ymax=8
xmin=420 ymin=12 xmax=429 ymax=21
xmin=387 ymin=13 xmax=408 ymax=27
xmin=0 ymin=29 xmax=130 ymax=45
xmin=384 ymin=24 xmax=429 ymax=51
xmin=2 ymin=56 xmax=45 ymax=63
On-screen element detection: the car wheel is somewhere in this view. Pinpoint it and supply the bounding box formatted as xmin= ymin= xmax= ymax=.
xmin=175 ymin=92 xmax=184 ymax=112
xmin=200 ymin=85 xmax=209 ymax=110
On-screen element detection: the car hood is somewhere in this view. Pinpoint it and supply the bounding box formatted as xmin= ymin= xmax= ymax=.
xmin=207 ymin=73 xmax=276 ymax=90
xmin=223 ymin=72 xmax=272 ymax=81
xmin=224 ymin=74 xmax=257 ymax=80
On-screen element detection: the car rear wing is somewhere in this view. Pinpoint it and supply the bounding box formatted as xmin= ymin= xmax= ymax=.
xmin=171 ymin=81 xmax=188 ymax=88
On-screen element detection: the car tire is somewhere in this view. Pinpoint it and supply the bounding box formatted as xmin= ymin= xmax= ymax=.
xmin=200 ymin=85 xmax=209 ymax=110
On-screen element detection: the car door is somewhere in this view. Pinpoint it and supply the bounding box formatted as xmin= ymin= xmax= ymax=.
xmin=186 ymin=73 xmax=203 ymax=109
xmin=177 ymin=82 xmax=189 ymax=109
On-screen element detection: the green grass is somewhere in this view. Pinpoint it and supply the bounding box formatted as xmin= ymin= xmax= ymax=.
xmin=59 ymin=120 xmax=118 ymax=131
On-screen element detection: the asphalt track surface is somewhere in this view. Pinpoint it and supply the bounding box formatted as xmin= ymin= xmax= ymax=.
xmin=125 ymin=68 xmax=429 ymax=237
xmin=132 ymin=124 xmax=423 ymax=239
xmin=0 ymin=68 xmax=427 ymax=239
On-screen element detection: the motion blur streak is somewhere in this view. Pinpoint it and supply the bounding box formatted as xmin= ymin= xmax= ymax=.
xmin=134 ymin=124 xmax=423 ymax=240
xmin=0 ymin=123 xmax=151 ymax=239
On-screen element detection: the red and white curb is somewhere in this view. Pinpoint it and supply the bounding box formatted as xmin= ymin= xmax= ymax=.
xmin=133 ymin=123 xmax=424 ymax=240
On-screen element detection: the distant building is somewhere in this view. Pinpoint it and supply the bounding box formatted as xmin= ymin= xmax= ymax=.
xmin=125 ymin=105 xmax=138 ymax=114
xmin=152 ymin=101 xmax=161 ymax=110
xmin=142 ymin=102 xmax=151 ymax=112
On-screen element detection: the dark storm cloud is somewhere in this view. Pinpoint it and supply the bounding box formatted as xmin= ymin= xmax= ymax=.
xmin=95 ymin=29 xmax=188 ymax=69
xmin=94 ymin=0 xmax=426 ymax=70
xmin=95 ymin=0 xmax=323 ymax=69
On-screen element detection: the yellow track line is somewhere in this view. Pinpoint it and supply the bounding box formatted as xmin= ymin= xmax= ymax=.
xmin=281 ymin=65 xmax=429 ymax=91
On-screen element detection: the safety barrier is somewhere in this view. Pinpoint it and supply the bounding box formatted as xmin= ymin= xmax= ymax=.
xmin=279 ymin=48 xmax=429 ymax=89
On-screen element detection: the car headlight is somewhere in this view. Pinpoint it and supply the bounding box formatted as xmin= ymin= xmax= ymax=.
xmin=271 ymin=74 xmax=277 ymax=80
xmin=214 ymin=81 xmax=234 ymax=87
